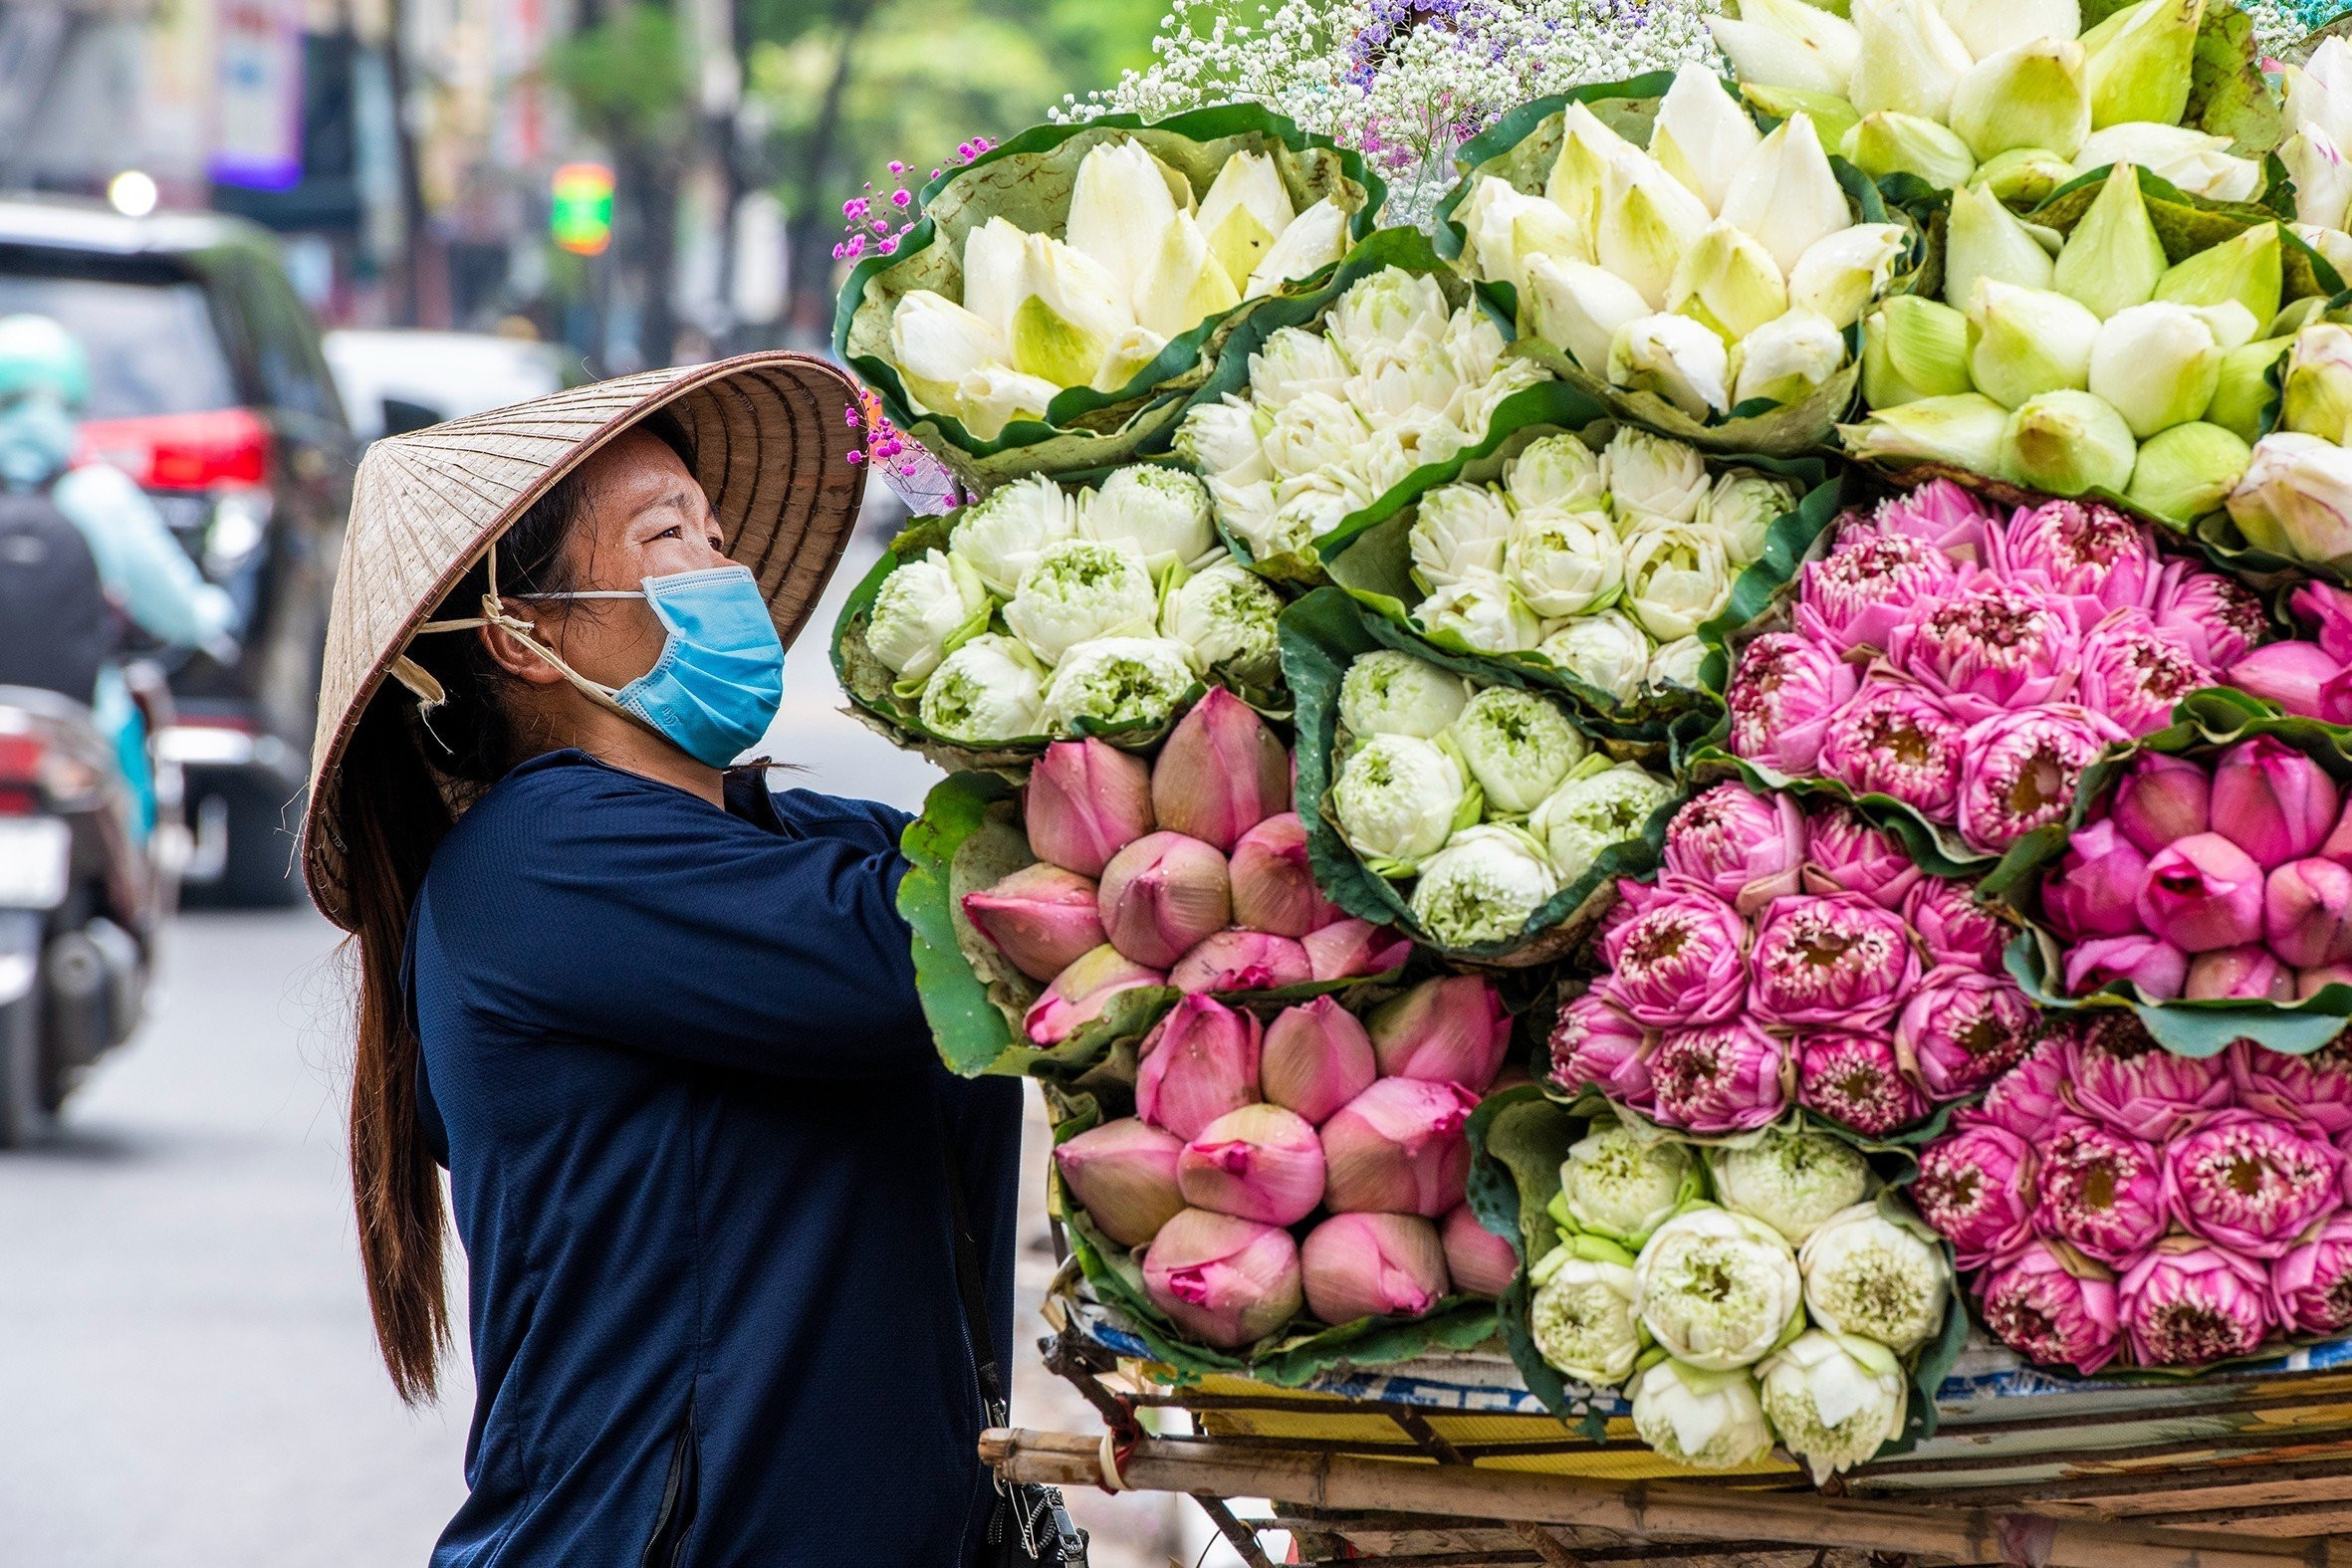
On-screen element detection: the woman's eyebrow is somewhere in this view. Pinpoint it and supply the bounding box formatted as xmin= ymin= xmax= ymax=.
xmin=633 ymin=487 xmax=706 ymax=528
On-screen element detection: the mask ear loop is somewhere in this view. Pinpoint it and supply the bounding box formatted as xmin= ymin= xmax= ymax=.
xmin=405 ymin=536 xmax=643 ymax=727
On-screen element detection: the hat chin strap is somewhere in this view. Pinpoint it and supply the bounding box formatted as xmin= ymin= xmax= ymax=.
xmin=401 ymin=537 xmax=652 ymax=735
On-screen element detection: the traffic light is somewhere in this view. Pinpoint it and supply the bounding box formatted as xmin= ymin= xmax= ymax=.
xmin=551 ymin=163 xmax=615 ymax=256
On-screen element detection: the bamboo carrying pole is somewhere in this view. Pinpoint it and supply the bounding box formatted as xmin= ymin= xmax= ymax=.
xmin=980 ymin=1428 xmax=2352 ymax=1568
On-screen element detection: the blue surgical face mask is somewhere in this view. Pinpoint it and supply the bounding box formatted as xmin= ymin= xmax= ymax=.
xmin=0 ymin=392 xmax=77 ymax=490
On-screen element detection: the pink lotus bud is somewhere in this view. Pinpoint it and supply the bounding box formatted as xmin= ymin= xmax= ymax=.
xmin=1301 ymin=918 xmax=1413 ymax=982
xmin=1595 ymin=880 xmax=1752 ymax=1028
xmin=1662 ymin=784 xmax=1807 ymax=914
xmin=2110 ymin=753 xmax=2211 ymax=855
xmin=2185 ymin=944 xmax=2295 ymax=1001
xmin=1135 ymin=994 xmax=1262 ymax=1140
xmin=1890 ymin=581 xmax=2085 ymax=717
xmin=1650 ymin=1020 xmax=1788 ymax=1134
xmin=2061 ymin=1011 xmax=2232 ymax=1139
xmin=2226 ymin=640 xmax=2347 ymax=722
xmin=1904 ymin=877 xmax=2012 ymax=974
xmin=2064 ymin=933 xmax=2189 ymax=1001
xmin=2295 ymin=579 xmax=2352 ymax=662
xmin=1027 ymin=738 xmax=1155 ymax=877
xmin=1179 ymin=1104 xmax=1327 ymax=1226
xmin=1300 ymin=1212 xmax=1451 ymax=1324
xmin=1816 ymin=676 xmax=1967 ymax=821
xmin=1727 ymin=632 xmax=1861 ymax=778
xmin=1977 ymin=1237 xmax=2122 ymax=1374
xmin=1874 ymin=480 xmax=2001 ymax=561
xmin=2152 ymin=560 xmax=2267 ymax=668
xmin=2163 ymin=1108 xmax=2344 ymax=1259
xmin=1915 ymin=1124 xmax=2036 ymax=1268
xmin=2041 ymin=821 xmax=2150 ymax=942
xmin=2305 ymin=965 xmax=2352 ymax=998
xmin=1895 ymin=969 xmax=2039 ymax=1100
xmin=1957 ymin=1034 xmax=2068 ymax=1142
xmin=1151 ymin=688 xmax=1291 ymax=853
xmin=1956 ymin=704 xmax=2126 ymax=857
xmin=1142 ymin=1208 xmax=1304 ymax=1349
xmin=1054 ymin=1118 xmax=1186 ymax=1247
xmin=1545 ymin=994 xmax=1655 ymax=1112
xmin=1368 ymin=976 xmax=1513 ymax=1092
xmin=1260 ymin=998 xmax=1378 ymax=1125
xmin=1795 ymin=1029 xmax=1930 ymax=1136
xmin=2001 ymin=497 xmax=2160 ymax=611
xmin=2035 ymin=1117 xmax=2168 ymax=1268
xmin=1025 ymin=945 xmax=1169 ymax=1045
xmin=1441 ymin=1204 xmax=1519 ymax=1298
xmin=1170 ymin=929 xmax=1313 ymax=994
xmin=1228 ymin=813 xmax=1336 ymax=937
xmin=2119 ymin=1235 xmax=2274 ymax=1367
xmin=1801 ymin=804 xmax=1924 ymax=911
xmin=2212 ymin=736 xmax=2340 ymax=869
xmin=1751 ymin=893 xmax=1921 ymax=1033
xmin=1320 ymin=1077 xmax=1478 ymax=1217
xmin=1795 ymin=527 xmax=1961 ymax=655
xmin=2136 ymin=831 xmax=2265 ymax=954
xmin=2325 ymin=801 xmax=2352 ymax=868
xmin=2075 ymin=611 xmax=2212 ymax=738
xmin=963 ymin=862 xmax=1109 ymax=981
xmin=1098 ymin=830 xmax=1232 ymax=969
xmin=2267 ymin=858 xmax=2352 ymax=968
xmin=2232 ymin=1039 xmax=2352 ymax=1136
xmin=2272 ymin=1212 xmax=2352 ymax=1336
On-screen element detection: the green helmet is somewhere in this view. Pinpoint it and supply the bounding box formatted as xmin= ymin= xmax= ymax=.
xmin=0 ymin=315 xmax=90 ymax=409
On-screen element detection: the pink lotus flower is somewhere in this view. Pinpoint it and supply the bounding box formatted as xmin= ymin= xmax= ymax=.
xmin=1914 ymin=1124 xmax=2037 ymax=1267
xmin=1891 ymin=581 xmax=2085 ymax=717
xmin=2035 ymin=1117 xmax=2168 ymax=1267
xmin=1595 ymin=881 xmax=1750 ymax=1029
xmin=1904 ymin=877 xmax=2013 ymax=974
xmin=1300 ymin=918 xmax=1413 ymax=982
xmin=2110 ymin=752 xmax=2211 ymax=856
xmin=1178 ymin=1103 xmax=1328 ymax=1226
xmin=1260 ymin=997 xmax=1378 ymax=1126
xmin=1368 ymin=976 xmax=1513 ymax=1092
xmin=1750 ymin=893 xmax=1921 ymax=1032
xmin=1135 ymin=994 xmax=1263 ymax=1139
xmin=1795 ymin=528 xmax=1963 ymax=654
xmin=1663 ymin=784 xmax=1807 ymax=914
xmin=1142 ymin=1209 xmax=1304 ymax=1349
xmin=1320 ymin=1077 xmax=1479 ymax=1217
xmin=1795 ymin=1029 xmax=1931 ymax=1135
xmin=1895 ymin=968 xmax=2039 ymax=1100
xmin=1802 ymin=805 xmax=1925 ymax=910
xmin=1545 ymin=993 xmax=1656 ymax=1111
xmin=2164 ymin=1108 xmax=2344 ymax=1258
xmin=2231 ymin=1039 xmax=2352 ymax=1136
xmin=1956 ymin=705 xmax=2126 ymax=856
xmin=1150 ymin=687 xmax=1292 ymax=853
xmin=2119 ymin=1236 xmax=2274 ymax=1367
xmin=1727 ymin=633 xmax=1861 ymax=778
xmin=1649 ymin=1019 xmax=1788 ymax=1133
xmin=2040 ymin=820 xmax=2150 ymax=942
xmin=1228 ymin=812 xmax=1338 ymax=937
xmin=2185 ymin=944 xmax=2295 ymax=1001
xmin=1300 ymin=1212 xmax=1452 ymax=1324
xmin=2226 ymin=641 xmax=2352 ymax=723
xmin=2135 ymin=831 xmax=2265 ymax=954
xmin=1098 ymin=830 xmax=1232 ymax=968
xmin=1027 ymin=737 xmax=1155 ymax=877
xmin=2152 ymin=561 xmax=2267 ymax=669
xmin=1025 ymin=945 xmax=1170 ymax=1045
xmin=2064 ymin=933 xmax=2189 ymax=1000
xmin=2265 ymin=859 xmax=2352 ymax=969
xmin=1170 ymin=930 xmax=1313 ymax=994
xmin=1055 ymin=1118 xmax=1186 ymax=1247
xmin=1873 ymin=480 xmax=2002 ymax=561
xmin=1441 ymin=1203 xmax=1520 ymax=1298
xmin=1958 ymin=1034 xmax=2069 ymax=1142
xmin=964 ymin=862 xmax=1110 ymax=982
xmin=2295 ymin=579 xmax=2352 ymax=662
xmin=2212 ymin=736 xmax=2341 ymax=870
xmin=1976 ymin=1238 xmax=2123 ymax=1374
xmin=2062 ymin=1012 xmax=2233 ymax=1138
xmin=1816 ymin=676 xmax=1967 ymax=820
xmin=2271 ymin=1212 xmax=2352 ymax=1336
xmin=2076 ymin=611 xmax=2212 ymax=737
xmin=2001 ymin=497 xmax=2160 ymax=610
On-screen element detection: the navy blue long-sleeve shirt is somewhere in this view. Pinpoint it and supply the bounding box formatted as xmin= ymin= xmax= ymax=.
xmin=404 ymin=749 xmax=1022 ymax=1567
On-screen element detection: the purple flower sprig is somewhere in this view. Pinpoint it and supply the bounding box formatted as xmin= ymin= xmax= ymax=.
xmin=832 ymin=138 xmax=994 ymax=264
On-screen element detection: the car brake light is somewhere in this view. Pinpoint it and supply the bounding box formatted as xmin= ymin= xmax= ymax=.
xmin=78 ymin=407 xmax=271 ymax=491
xmin=0 ymin=786 xmax=36 ymax=815
xmin=0 ymin=733 xmax=40 ymax=785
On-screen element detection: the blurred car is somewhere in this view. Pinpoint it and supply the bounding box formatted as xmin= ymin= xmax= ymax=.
xmin=0 ymin=198 xmax=356 ymax=905
xmin=325 ymin=329 xmax=567 ymax=443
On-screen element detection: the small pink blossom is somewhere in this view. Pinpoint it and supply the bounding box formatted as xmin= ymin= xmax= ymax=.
xmin=1999 ymin=497 xmax=2161 ymax=611
xmin=1545 ymin=993 xmax=1655 ymax=1112
xmin=1890 ymin=581 xmax=2085 ymax=717
xmin=1872 ymin=480 xmax=2003 ymax=562
xmin=1663 ymin=784 xmax=1807 ymax=914
xmin=2076 ymin=610 xmax=2213 ymax=738
xmin=1903 ymin=876 xmax=2012 ymax=974
xmin=2231 ymin=1039 xmax=2352 ymax=1137
xmin=2152 ymin=561 xmax=2268 ymax=668
xmin=2061 ymin=1013 xmax=2234 ymax=1140
xmin=1802 ymin=804 xmax=1924 ymax=910
xmin=2064 ymin=933 xmax=2190 ymax=1001
xmin=1795 ymin=527 xmax=1962 ymax=654
xmin=2271 ymin=1212 xmax=2352 ymax=1336
xmin=1958 ymin=1034 xmax=2069 ymax=1142
xmin=1596 ymin=881 xmax=1750 ymax=1029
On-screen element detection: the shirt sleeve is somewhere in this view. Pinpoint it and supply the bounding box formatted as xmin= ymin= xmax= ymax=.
xmin=53 ymin=464 xmax=237 ymax=648
xmin=423 ymin=767 xmax=935 ymax=1079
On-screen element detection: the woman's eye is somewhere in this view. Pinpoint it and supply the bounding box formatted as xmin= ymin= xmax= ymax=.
xmin=653 ymin=524 xmax=683 ymax=541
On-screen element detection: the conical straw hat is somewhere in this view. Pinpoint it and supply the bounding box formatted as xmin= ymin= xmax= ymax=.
xmin=302 ymin=350 xmax=868 ymax=928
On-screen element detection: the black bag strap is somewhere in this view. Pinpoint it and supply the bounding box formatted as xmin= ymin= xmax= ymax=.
xmin=942 ymin=1145 xmax=1011 ymax=1428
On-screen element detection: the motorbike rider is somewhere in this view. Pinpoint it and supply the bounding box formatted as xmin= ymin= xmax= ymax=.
xmin=0 ymin=314 xmax=239 ymax=839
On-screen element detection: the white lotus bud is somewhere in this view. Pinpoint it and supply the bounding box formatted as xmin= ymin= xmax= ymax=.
xmin=1339 ymin=649 xmax=1472 ymax=740
xmin=1176 ymin=394 xmax=1274 ymax=485
xmin=1530 ymin=1241 xmax=1646 ymax=1387
xmin=1090 ymin=327 xmax=1170 ymax=395
xmin=889 ymin=290 xmax=1012 ymax=414
xmin=2086 ymin=301 xmax=2222 ymax=438
xmin=1635 ymin=1207 xmax=1803 ymax=1371
xmin=2153 ymin=225 xmax=2282 ymax=346
xmin=1970 ymin=146 xmax=2077 ymax=209
xmin=1719 ymin=112 xmax=1852 ymax=277
xmin=1668 ymin=222 xmax=1791 ymax=343
xmin=1538 ymin=610 xmax=1653 ymax=702
xmin=1507 ymin=508 xmax=1625 ymax=617
xmin=1734 ymin=308 xmax=1848 ymax=408
xmin=1840 ymin=112 xmax=1977 ymax=189
xmin=1609 ymin=313 xmax=1734 ymax=419
xmin=867 ymin=549 xmax=990 ymax=683
xmin=1799 ymin=1204 xmax=1952 ymax=1353
xmin=1757 ymin=1331 xmax=1909 ymax=1483
xmin=1504 ymin=432 xmax=1607 ymax=514
xmin=1065 ymin=139 xmax=1183 ymax=303
xmin=1788 ymin=223 xmax=1907 ymax=331
xmin=2082 ymin=0 xmax=2202 ymax=131
xmin=951 ymin=474 xmax=1077 ymax=595
xmin=1622 ymin=518 xmax=1735 ymax=641
xmin=1651 ymin=63 xmax=1764 ymax=214
xmin=1411 ymin=823 xmax=1563 ymax=946
xmin=2126 ymin=420 xmax=2251 ymax=522
xmin=920 ymin=632 xmax=1046 ymax=743
xmin=1272 ymin=465 xmax=1375 ymax=545
xmin=2076 ymin=122 xmax=2260 ymax=203
xmin=1263 ymin=391 xmax=1373 ymax=482
xmin=1546 ymin=102 xmax=1640 ymax=236
xmin=1950 ymin=38 xmax=2092 ymax=162
xmin=1038 ymin=636 xmax=1197 ymax=737
xmin=1161 ymin=560 xmax=1284 ymax=683
xmin=1196 ymin=149 xmax=1296 ymax=292
xmin=1081 ymin=465 xmax=1218 ymax=572
xmin=1629 ymin=1360 xmax=1775 ymax=1467
xmin=1849 ymin=0 xmax=1972 ymax=121
xmin=1836 ymin=393 xmax=2011 ymax=473
xmin=1967 ymin=279 xmax=2100 ymax=409
xmin=1710 ymin=1129 xmax=1870 ymax=1244
xmin=1529 ymin=762 xmax=1674 ymax=877
xmin=953 ymin=366 xmax=1062 ymax=440
xmin=1699 ymin=468 xmax=1802 ymax=565
xmin=1249 ymin=327 xmax=1352 ymax=411
xmin=1465 ymin=176 xmax=1585 ymax=292
xmin=1598 ymin=147 xmax=1716 ymax=309
xmin=1332 ymin=733 xmax=1469 ymax=867
xmin=962 ymin=216 xmax=1028 ymax=342
xmin=1325 ymin=267 xmax=1453 ymax=366
xmin=1999 ymin=388 xmax=2140 ymax=496
xmin=1010 ymin=232 xmax=1133 ymax=388
xmin=1648 ymin=634 xmax=1708 ymax=690
xmin=1559 ymin=1121 xmax=1700 ymax=1246
xmin=1246 ymin=197 xmax=1350 ymax=298
xmin=2227 ymin=431 xmax=2352 ymax=568
xmin=1526 ymin=256 xmax=1655 ymax=374
xmin=1419 ymin=569 xmax=1543 ymax=653
xmin=1861 ymin=296 xmax=1973 ymax=406
xmin=1133 ymin=211 xmax=1241 ymax=339
xmin=1409 ymin=483 xmax=1518 ymax=587
xmin=1942 ymin=0 xmax=2079 ymax=59
xmin=2284 ymin=38 xmax=2352 ymax=150
xmin=1604 ymin=426 xmax=1710 ymax=524
xmin=1942 ymin=184 xmax=2057 ymax=313
xmin=2286 ymin=124 xmax=2352 ymax=233
xmin=1003 ymin=538 xmax=1159 ymax=665
xmin=1706 ymin=0 xmax=1861 ymax=99
xmin=2052 ymin=163 xmax=2171 ymax=321
xmin=1448 ymin=356 xmax=1549 ymax=442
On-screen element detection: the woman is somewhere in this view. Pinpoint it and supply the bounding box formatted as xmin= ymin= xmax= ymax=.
xmin=301 ymin=357 xmax=1022 ymax=1566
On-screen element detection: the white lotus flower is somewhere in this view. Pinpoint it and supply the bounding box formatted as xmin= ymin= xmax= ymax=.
xmin=962 ymin=216 xmax=1028 ymax=342
xmin=2298 ymin=224 xmax=2352 ymax=288
xmin=1133 ymin=211 xmax=1241 ymax=339
xmin=951 ymin=474 xmax=1077 ymax=595
xmin=1409 ymin=483 xmax=1517 ymax=586
xmin=1003 ymin=539 xmax=1158 ymax=665
xmin=1558 ymin=1120 xmax=1698 ymax=1246
xmin=1356 ymin=427 xmax=1425 ymax=496
xmin=1954 ymin=38 xmax=2093 ymax=163
xmin=2075 ymin=122 xmax=2261 ymax=203
xmin=1545 ymin=102 xmax=1641 ymax=235
xmin=1411 ymin=823 xmax=1562 ymax=946
xmin=1698 ymin=469 xmax=1801 ymax=566
xmin=1325 ymin=266 xmax=1452 ymax=368
xmin=1441 ymin=308 xmax=1510 ymax=390
xmin=1598 ymin=147 xmax=1716 ymax=310
xmin=1196 ymin=149 xmax=1296 ymax=292
xmin=1720 ymin=112 xmax=1852 ymax=276
xmin=1418 ymin=570 xmax=1543 ymax=653
xmin=1669 ymin=222 xmax=1791 ymax=345
xmin=1788 ymin=223 xmax=1907 ymax=332
xmin=1941 ymin=183 xmax=2058 ymax=312
xmin=889 ymin=290 xmax=1012 ymax=415
xmin=2086 ymin=301 xmax=2222 ymax=439
xmin=1465 ymin=174 xmax=1587 ymax=292
xmin=1651 ymin=63 xmax=1764 ymax=214
xmin=1161 ymin=560 xmax=1283 ymax=683
xmin=1538 ymin=611 xmax=1654 ymax=703
xmin=1175 ymin=394 xmax=1273 ymax=484
xmin=1622 ymin=519 xmax=1734 ymax=641
xmin=1264 ymin=391 xmax=1374 ymax=481
xmin=1505 ymin=432 xmax=1606 ymax=514
xmin=1080 ymin=465 xmax=1218 ymax=573
xmin=866 ymin=548 xmax=990 ymax=683
xmin=2287 ymin=124 xmax=2352 ymax=232
xmin=1339 ymin=649 xmax=1471 ymax=741
xmin=1449 ymin=685 xmax=1588 ymax=814
xmin=1799 ymin=1204 xmax=1952 ymax=1354
xmin=1529 ymin=1240 xmax=1644 ymax=1386
xmin=1272 ymin=465 xmax=1375 ymax=544
xmin=1037 ymin=636 xmax=1198 ymax=737
xmin=1943 ymin=0 xmax=2078 ymax=59
xmin=1064 ymin=138 xmax=1182 ymax=306
xmin=1629 ymin=1360 xmax=1775 ymax=1468
xmin=1530 ymin=762 xmax=1676 ymax=879
xmin=1208 ymin=476 xmax=1287 ymax=559
xmin=1648 ymin=634 xmax=1709 ymax=691
xmin=1634 ymin=1207 xmax=1804 ymax=1371
xmin=1525 ymin=255 xmax=1653 ymax=375
xmin=920 ymin=632 xmax=1046 ymax=743
xmin=1756 ymin=1331 xmax=1909 ymax=1483
xmin=1448 ymin=356 xmax=1551 ymax=441
xmin=1089 ymin=326 xmax=1169 ymax=394
xmin=1610 ymin=313 xmax=1733 ymax=420
xmin=1249 ymin=326 xmax=1352 ymax=410
xmin=1246 ymin=197 xmax=1349 ymax=298
xmin=1848 ymin=0 xmax=1972 ymax=121
xmin=1507 ymin=510 xmax=1624 ymax=618
xmin=2229 ymin=431 xmax=2352 ymax=569
xmin=1710 ymin=1131 xmax=1872 ymax=1245
xmin=1347 ymin=344 xmax=1466 ymax=428
xmin=1733 ymin=309 xmax=1848 ymax=409
xmin=1009 ymin=232 xmax=1132 ymax=389
xmin=1707 ymin=0 xmax=1861 ymax=98
xmin=1332 ymin=733 xmax=1470 ymax=867
xmin=951 ymin=366 xmax=1062 ymax=441
xmin=1604 ymin=427 xmax=1710 ymax=525
xmin=2284 ymin=37 xmax=2352 ymax=153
